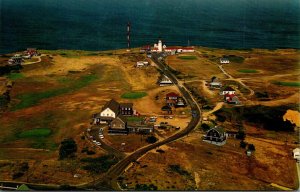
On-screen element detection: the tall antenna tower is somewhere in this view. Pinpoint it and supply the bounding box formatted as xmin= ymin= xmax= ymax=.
xmin=127 ymin=22 xmax=131 ymax=51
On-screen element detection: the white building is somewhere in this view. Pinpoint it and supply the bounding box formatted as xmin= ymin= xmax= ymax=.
xmin=221 ymin=86 xmax=235 ymax=95
xmin=220 ymin=58 xmax=230 ymax=64
xmin=293 ymin=148 xmax=300 ymax=161
xmin=135 ymin=61 xmax=149 ymax=67
xmin=158 ymin=39 xmax=163 ymax=52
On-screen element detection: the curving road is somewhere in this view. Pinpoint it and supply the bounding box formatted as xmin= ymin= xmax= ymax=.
xmin=91 ymin=53 xmax=202 ymax=190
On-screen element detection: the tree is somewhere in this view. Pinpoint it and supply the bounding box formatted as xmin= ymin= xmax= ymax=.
xmin=240 ymin=140 xmax=247 ymax=148
xmin=146 ymin=136 xmax=158 ymax=144
xmin=248 ymin=144 xmax=255 ymax=151
xmin=201 ymin=123 xmax=210 ymax=131
xmin=236 ymin=130 xmax=246 ymax=140
xmin=59 ymin=138 xmax=77 ymax=160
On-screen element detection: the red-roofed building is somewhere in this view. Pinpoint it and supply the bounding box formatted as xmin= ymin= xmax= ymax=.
xmin=166 ymin=92 xmax=179 ymax=100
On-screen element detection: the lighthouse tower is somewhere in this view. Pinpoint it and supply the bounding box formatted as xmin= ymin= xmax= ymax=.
xmin=127 ymin=22 xmax=131 ymax=51
xmin=158 ymin=39 xmax=163 ymax=52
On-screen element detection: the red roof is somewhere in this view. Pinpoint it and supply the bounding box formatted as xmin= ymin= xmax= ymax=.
xmin=166 ymin=92 xmax=179 ymax=98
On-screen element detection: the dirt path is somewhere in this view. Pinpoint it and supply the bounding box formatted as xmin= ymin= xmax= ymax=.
xmin=22 ymin=55 xmax=43 ymax=65
xmin=202 ymin=102 xmax=224 ymax=117
xmin=218 ymin=64 xmax=255 ymax=96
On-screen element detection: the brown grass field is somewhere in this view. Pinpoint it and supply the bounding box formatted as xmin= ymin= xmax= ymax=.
xmin=0 ymin=47 xmax=299 ymax=189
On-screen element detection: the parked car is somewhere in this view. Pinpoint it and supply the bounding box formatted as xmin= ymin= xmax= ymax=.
xmin=93 ymin=140 xmax=97 ymax=143
xmin=100 ymin=135 xmax=104 ymax=139
xmin=96 ymin=142 xmax=101 ymax=146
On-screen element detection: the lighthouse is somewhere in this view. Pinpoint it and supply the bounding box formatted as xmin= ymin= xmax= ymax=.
xmin=127 ymin=22 xmax=131 ymax=51
xmin=158 ymin=39 xmax=163 ymax=52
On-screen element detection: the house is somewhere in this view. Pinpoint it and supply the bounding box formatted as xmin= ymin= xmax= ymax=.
xmin=203 ymin=126 xmax=226 ymax=142
xmin=159 ymin=75 xmax=173 ymax=86
xmin=224 ymin=93 xmax=240 ymax=104
xmin=120 ymin=103 xmax=134 ymax=116
xmin=135 ymin=61 xmax=149 ymax=68
xmin=128 ymin=122 xmax=154 ymax=134
xmin=221 ymin=86 xmax=235 ymax=95
xmin=8 ymin=55 xmax=23 ymax=65
xmin=161 ymin=105 xmax=172 ymax=114
xmin=220 ymin=58 xmax=230 ymax=64
xmin=175 ymin=97 xmax=186 ymax=108
xmin=108 ymin=116 xmax=128 ymax=135
xmin=293 ymin=148 xmax=300 ymax=161
xmin=166 ymin=92 xmax=179 ymax=101
xmin=210 ymin=82 xmax=222 ymax=89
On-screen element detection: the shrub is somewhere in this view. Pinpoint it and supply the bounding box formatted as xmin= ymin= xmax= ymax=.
xmin=12 ymin=171 xmax=24 ymax=179
xmin=59 ymin=138 xmax=77 ymax=160
xmin=146 ymin=136 xmax=158 ymax=143
xmin=240 ymin=140 xmax=247 ymax=148
xmin=248 ymin=144 xmax=256 ymax=151
xmin=201 ymin=123 xmax=210 ymax=131
xmin=135 ymin=184 xmax=158 ymax=191
xmin=86 ymin=150 xmax=96 ymax=155
xmin=236 ymin=130 xmax=246 ymax=140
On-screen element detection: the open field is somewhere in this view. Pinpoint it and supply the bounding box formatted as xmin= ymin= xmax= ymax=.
xmin=0 ymin=47 xmax=298 ymax=188
xmin=121 ymin=130 xmax=298 ymax=190
xmin=238 ymin=69 xmax=259 ymax=73
xmin=0 ymin=49 xmax=175 ymax=184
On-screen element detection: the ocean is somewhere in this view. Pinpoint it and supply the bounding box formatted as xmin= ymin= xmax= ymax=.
xmin=1 ymin=0 xmax=299 ymax=54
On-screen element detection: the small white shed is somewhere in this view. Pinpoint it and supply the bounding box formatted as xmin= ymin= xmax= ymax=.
xmin=293 ymin=148 xmax=300 ymax=160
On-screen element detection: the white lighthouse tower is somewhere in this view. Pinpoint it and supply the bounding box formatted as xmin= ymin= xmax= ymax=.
xmin=158 ymin=39 xmax=163 ymax=52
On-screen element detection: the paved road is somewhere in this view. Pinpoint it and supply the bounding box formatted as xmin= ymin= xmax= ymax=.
xmin=89 ymin=127 xmax=126 ymax=160
xmin=92 ymin=53 xmax=202 ymax=190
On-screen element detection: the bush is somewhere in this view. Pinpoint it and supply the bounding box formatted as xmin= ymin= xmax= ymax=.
xmin=248 ymin=144 xmax=256 ymax=151
xmin=146 ymin=136 xmax=158 ymax=144
xmin=86 ymin=150 xmax=96 ymax=155
xmin=240 ymin=140 xmax=247 ymax=148
xmin=135 ymin=184 xmax=158 ymax=191
xmin=59 ymin=138 xmax=77 ymax=160
xmin=169 ymin=164 xmax=191 ymax=177
xmin=201 ymin=123 xmax=210 ymax=131
xmin=236 ymin=130 xmax=246 ymax=140
xmin=12 ymin=171 xmax=24 ymax=179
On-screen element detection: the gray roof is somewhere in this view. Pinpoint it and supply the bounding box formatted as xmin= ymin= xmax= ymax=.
xmin=209 ymin=126 xmax=225 ymax=134
xmin=102 ymin=99 xmax=120 ymax=114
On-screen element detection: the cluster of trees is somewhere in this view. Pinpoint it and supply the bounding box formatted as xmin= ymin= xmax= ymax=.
xmin=240 ymin=140 xmax=256 ymax=151
xmin=59 ymin=138 xmax=77 ymax=160
xmin=214 ymin=105 xmax=296 ymax=132
xmin=0 ymin=64 xmax=23 ymax=76
xmin=146 ymin=136 xmax=158 ymax=144
xmin=135 ymin=184 xmax=158 ymax=191
xmin=0 ymin=91 xmax=10 ymax=109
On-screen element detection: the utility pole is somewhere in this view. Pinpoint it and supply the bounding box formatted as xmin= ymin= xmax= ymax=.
xmin=127 ymin=22 xmax=131 ymax=51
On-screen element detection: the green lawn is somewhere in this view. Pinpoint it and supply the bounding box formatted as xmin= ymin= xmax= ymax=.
xmin=273 ymin=81 xmax=300 ymax=87
xmin=12 ymin=74 xmax=98 ymax=110
xmin=237 ymin=69 xmax=258 ymax=73
xmin=17 ymin=128 xmax=52 ymax=138
xmin=126 ymin=116 xmax=144 ymax=122
xmin=121 ymin=92 xmax=147 ymax=99
xmin=178 ymin=56 xmax=197 ymax=60
xmin=6 ymin=73 xmax=25 ymax=80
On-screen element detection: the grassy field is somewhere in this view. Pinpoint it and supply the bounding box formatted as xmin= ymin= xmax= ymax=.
xmin=12 ymin=74 xmax=98 ymax=110
xmin=178 ymin=56 xmax=197 ymax=60
xmin=121 ymin=92 xmax=147 ymax=99
xmin=6 ymin=73 xmax=25 ymax=80
xmin=238 ymin=69 xmax=258 ymax=73
xmin=272 ymin=81 xmax=300 ymax=87
xmin=17 ymin=128 xmax=52 ymax=138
